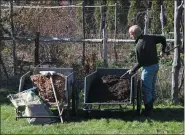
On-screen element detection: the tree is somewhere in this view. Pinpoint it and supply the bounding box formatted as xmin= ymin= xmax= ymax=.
xmin=172 ymin=0 xmax=184 ymax=104
xmin=127 ymin=0 xmax=137 ymax=26
xmin=163 ymin=0 xmax=174 ymax=33
xmin=107 ymin=0 xmax=115 ymax=35
xmin=85 ymin=0 xmax=95 ymax=37
xmin=117 ymin=0 xmax=130 ymax=34
xmin=150 ymin=0 xmax=162 ymax=34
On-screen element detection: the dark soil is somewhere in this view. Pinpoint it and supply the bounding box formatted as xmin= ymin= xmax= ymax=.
xmin=87 ymin=75 xmax=130 ymax=103
xmin=30 ymin=73 xmax=66 ymax=103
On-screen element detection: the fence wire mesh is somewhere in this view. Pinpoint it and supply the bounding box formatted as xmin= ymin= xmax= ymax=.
xmin=0 ymin=1 xmax=183 ymax=103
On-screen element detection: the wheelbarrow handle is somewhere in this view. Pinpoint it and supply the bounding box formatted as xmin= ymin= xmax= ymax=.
xmin=165 ymin=45 xmax=180 ymax=53
xmin=120 ymin=71 xmax=129 ymax=79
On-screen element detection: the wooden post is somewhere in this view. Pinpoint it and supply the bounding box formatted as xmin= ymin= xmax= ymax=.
xmin=34 ymin=32 xmax=40 ymax=66
xmin=103 ymin=28 xmax=108 ymax=67
xmin=102 ymin=6 xmax=108 ymax=67
xmin=82 ymin=0 xmax=86 ymax=66
xmin=99 ymin=6 xmax=103 ymax=38
xmin=10 ymin=0 xmax=17 ymax=75
xmin=99 ymin=6 xmax=103 ymax=59
xmin=0 ymin=0 xmax=1 ymax=84
xmin=144 ymin=8 xmax=149 ymax=34
xmin=160 ymin=5 xmax=164 ymax=35
xmin=113 ymin=2 xmax=118 ymax=62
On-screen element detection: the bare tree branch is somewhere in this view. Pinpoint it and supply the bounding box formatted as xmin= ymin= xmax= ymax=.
xmin=178 ymin=57 xmax=184 ymax=91
xmin=178 ymin=0 xmax=184 ymax=10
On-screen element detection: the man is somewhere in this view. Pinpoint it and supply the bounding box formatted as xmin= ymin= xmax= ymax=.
xmin=128 ymin=25 xmax=167 ymax=117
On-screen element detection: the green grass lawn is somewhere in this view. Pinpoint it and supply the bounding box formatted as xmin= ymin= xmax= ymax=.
xmin=0 ymin=89 xmax=184 ymax=134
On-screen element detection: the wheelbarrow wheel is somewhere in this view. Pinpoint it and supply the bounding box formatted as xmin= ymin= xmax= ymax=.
xmin=84 ymin=104 xmax=92 ymax=117
xmin=72 ymin=82 xmax=78 ymax=116
xmin=136 ymin=79 xmax=142 ymax=115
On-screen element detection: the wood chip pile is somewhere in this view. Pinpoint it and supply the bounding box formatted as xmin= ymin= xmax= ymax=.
xmin=30 ymin=73 xmax=66 ymax=103
xmin=88 ymin=75 xmax=130 ymax=103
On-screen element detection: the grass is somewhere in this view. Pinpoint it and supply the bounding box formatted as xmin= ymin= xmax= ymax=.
xmin=0 ymin=88 xmax=184 ymax=134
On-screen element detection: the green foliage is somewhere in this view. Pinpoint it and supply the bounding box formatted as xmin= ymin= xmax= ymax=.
xmin=149 ymin=0 xmax=162 ymax=34
xmin=163 ymin=1 xmax=174 ymax=33
xmin=127 ymin=0 xmax=137 ymax=26
xmin=94 ymin=4 xmax=101 ymax=34
xmin=107 ymin=1 xmax=115 ymax=34
xmin=96 ymin=60 xmax=104 ymax=67
xmin=128 ymin=0 xmax=136 ymax=26
xmin=116 ymin=0 xmax=130 ymax=33
xmin=108 ymin=61 xmax=122 ymax=68
xmin=159 ymin=57 xmax=173 ymax=66
xmin=122 ymin=50 xmax=136 ymax=66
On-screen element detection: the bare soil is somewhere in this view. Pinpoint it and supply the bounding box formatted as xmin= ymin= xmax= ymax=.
xmin=30 ymin=73 xmax=66 ymax=103
xmin=87 ymin=75 xmax=130 ymax=103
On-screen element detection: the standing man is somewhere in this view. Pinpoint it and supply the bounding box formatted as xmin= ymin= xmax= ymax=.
xmin=128 ymin=25 xmax=167 ymax=117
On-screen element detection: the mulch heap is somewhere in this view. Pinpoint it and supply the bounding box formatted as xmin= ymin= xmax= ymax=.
xmin=30 ymin=73 xmax=66 ymax=104
xmin=87 ymin=75 xmax=130 ymax=103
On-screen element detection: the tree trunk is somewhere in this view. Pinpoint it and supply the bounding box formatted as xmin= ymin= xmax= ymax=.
xmin=172 ymin=0 xmax=183 ymax=104
xmin=0 ymin=0 xmax=9 ymax=80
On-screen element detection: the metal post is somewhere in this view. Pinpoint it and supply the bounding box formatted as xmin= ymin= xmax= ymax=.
xmin=34 ymin=32 xmax=40 ymax=66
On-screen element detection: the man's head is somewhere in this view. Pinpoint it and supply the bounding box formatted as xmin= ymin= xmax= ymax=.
xmin=129 ymin=25 xmax=142 ymax=39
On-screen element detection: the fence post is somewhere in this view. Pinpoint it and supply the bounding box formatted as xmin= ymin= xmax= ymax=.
xmin=34 ymin=32 xmax=40 ymax=66
xmin=10 ymin=0 xmax=17 ymax=75
xmin=160 ymin=5 xmax=164 ymax=35
xmin=144 ymin=8 xmax=149 ymax=34
xmin=102 ymin=6 xmax=108 ymax=67
xmin=99 ymin=6 xmax=103 ymax=59
xmin=82 ymin=0 xmax=86 ymax=66
xmin=114 ymin=2 xmax=118 ymax=62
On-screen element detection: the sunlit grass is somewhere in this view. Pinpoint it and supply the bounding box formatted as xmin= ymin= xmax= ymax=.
xmin=1 ymin=104 xmax=184 ymax=134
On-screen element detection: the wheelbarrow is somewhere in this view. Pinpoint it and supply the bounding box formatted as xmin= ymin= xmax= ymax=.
xmin=83 ymin=68 xmax=142 ymax=115
xmin=16 ymin=67 xmax=78 ymax=123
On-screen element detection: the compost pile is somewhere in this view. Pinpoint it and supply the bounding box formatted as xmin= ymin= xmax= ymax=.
xmin=30 ymin=73 xmax=66 ymax=103
xmin=88 ymin=75 xmax=130 ymax=103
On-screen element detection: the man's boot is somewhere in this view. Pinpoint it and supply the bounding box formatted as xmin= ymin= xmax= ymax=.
xmin=142 ymin=100 xmax=154 ymax=117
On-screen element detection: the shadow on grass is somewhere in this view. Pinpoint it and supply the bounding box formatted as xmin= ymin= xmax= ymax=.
xmin=63 ymin=107 xmax=184 ymax=123
xmin=0 ymin=89 xmax=17 ymax=105
xmin=1 ymin=87 xmax=183 ymax=124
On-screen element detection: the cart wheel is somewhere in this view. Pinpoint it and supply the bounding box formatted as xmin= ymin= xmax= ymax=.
xmin=84 ymin=104 xmax=92 ymax=117
xmin=72 ymin=83 xmax=78 ymax=116
xmin=136 ymin=79 xmax=142 ymax=115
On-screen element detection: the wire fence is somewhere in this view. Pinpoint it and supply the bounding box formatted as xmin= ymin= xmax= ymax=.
xmin=0 ymin=1 xmax=183 ymax=103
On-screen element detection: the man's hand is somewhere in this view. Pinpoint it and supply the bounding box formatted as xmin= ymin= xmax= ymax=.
xmin=128 ymin=69 xmax=134 ymax=75
xmin=158 ymin=51 xmax=167 ymax=59
xmin=159 ymin=51 xmax=165 ymax=57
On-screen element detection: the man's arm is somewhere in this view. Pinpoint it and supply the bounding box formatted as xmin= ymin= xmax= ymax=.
xmin=131 ymin=63 xmax=142 ymax=73
xmin=153 ymin=35 xmax=167 ymax=53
